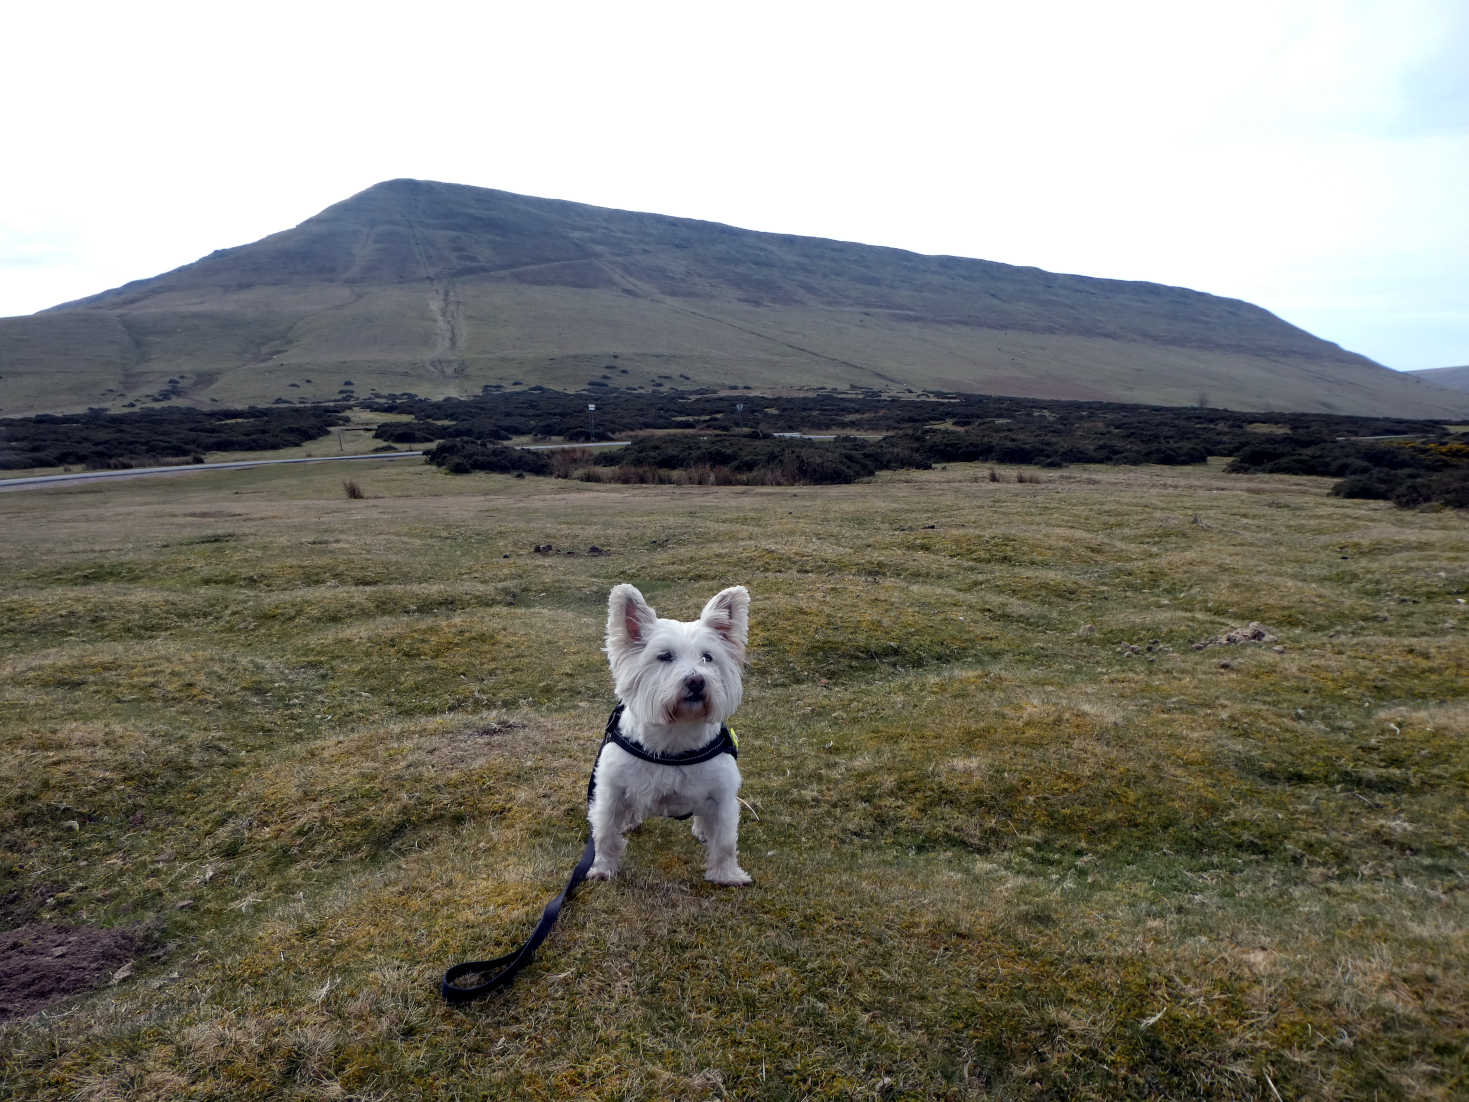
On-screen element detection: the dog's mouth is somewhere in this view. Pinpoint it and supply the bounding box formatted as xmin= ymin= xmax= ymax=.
xmin=678 ymin=674 xmax=709 ymax=707
xmin=666 ymin=693 xmax=710 ymax=721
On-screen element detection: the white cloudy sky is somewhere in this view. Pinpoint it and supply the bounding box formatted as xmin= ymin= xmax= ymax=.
xmin=3 ymin=0 xmax=1465 ymax=369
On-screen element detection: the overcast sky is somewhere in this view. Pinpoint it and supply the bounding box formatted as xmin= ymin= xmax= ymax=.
xmin=3 ymin=0 xmax=1465 ymax=370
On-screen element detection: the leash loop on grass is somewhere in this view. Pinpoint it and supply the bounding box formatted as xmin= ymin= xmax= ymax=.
xmin=440 ymin=836 xmax=597 ymax=1003
xmin=439 ymin=705 xmax=737 ymax=1004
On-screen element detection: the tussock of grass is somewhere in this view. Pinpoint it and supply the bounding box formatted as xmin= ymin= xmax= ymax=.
xmin=1 ymin=458 xmax=1465 ymax=1099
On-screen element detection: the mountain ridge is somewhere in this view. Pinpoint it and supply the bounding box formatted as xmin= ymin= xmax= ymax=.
xmin=4 ymin=178 xmax=1466 ymax=418
xmin=1408 ymin=365 xmax=1469 ymax=394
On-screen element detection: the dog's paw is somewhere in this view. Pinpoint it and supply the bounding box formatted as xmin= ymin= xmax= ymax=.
xmin=586 ymin=863 xmax=617 ymax=882
xmin=690 ymin=819 xmax=708 ymax=844
xmin=706 ymin=864 xmax=753 ymax=886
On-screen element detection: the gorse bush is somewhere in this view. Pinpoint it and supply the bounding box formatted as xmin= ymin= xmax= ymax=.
xmin=1228 ymin=439 xmax=1436 ymax=477
xmin=370 ymin=387 xmax=1444 ymax=452
xmin=372 ymin=420 xmax=456 ymax=445
xmin=885 ymin=425 xmax=1214 ymax=468
xmin=1333 ymin=467 xmax=1469 ymax=508
xmin=1231 ymin=436 xmax=1469 ymax=508
xmin=0 ymin=407 xmax=349 ymax=469
xmin=585 ymin=434 xmax=913 ymax=485
xmin=7 ymin=386 xmax=1462 ymax=504
xmin=424 ymin=439 xmax=552 ymax=476
xmin=406 ymin=389 xmax=1463 ymax=497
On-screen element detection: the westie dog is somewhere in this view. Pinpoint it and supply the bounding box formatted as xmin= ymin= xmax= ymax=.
xmin=587 ymin=583 xmax=752 ymax=885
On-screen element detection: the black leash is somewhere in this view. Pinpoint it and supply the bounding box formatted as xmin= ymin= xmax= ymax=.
xmin=439 ymin=835 xmax=597 ymax=1003
xmin=439 ymin=705 xmax=736 ymax=1004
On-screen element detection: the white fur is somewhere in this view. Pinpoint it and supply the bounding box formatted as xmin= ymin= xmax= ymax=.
xmin=588 ymin=583 xmax=752 ymax=885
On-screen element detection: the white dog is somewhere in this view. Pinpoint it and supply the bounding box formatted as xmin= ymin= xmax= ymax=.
xmin=587 ymin=583 xmax=752 ymax=885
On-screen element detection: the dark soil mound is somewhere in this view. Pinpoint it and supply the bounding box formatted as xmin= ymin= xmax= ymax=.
xmin=1 ymin=923 xmax=140 ymax=1021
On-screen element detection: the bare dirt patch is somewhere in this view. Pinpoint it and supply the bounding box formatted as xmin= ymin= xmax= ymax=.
xmin=1 ymin=923 xmax=141 ymax=1021
xmin=428 ymin=717 xmax=528 ymax=769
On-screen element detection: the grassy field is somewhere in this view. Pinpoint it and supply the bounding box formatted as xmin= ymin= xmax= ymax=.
xmin=1 ymin=457 xmax=1465 ymax=1099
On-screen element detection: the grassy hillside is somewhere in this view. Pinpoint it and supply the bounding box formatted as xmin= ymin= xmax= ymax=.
xmin=4 ymin=179 xmax=1466 ymax=418
xmin=7 ymin=288 xmax=1462 ymax=419
xmin=1 ymin=458 xmax=1465 ymax=1098
xmin=1410 ymin=365 xmax=1469 ymax=393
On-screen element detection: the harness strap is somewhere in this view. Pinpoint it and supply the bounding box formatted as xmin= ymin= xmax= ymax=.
xmin=589 ymin=704 xmax=736 ymax=808
xmin=439 ymin=705 xmax=737 ymax=1004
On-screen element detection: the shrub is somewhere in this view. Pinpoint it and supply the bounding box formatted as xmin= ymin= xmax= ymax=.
xmin=425 ymin=440 xmax=552 ymax=476
xmin=1331 ymin=467 xmax=1469 ymax=509
xmin=373 ymin=421 xmax=446 ymax=444
xmin=0 ymin=406 xmax=348 ymax=470
xmin=577 ymin=434 xmax=903 ymax=486
xmin=1331 ymin=474 xmax=1395 ymax=501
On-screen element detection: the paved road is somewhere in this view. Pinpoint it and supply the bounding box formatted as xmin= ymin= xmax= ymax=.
xmin=0 ymin=441 xmax=636 ymax=492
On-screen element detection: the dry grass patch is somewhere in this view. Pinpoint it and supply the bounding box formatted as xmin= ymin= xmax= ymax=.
xmin=0 ymin=459 xmax=1464 ymax=1099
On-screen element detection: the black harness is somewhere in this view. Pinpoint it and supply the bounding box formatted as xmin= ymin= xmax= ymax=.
xmin=440 ymin=705 xmax=737 ymax=1003
xmin=587 ymin=703 xmax=738 ymax=812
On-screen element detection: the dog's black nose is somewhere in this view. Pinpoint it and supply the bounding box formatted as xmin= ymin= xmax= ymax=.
xmin=683 ymin=674 xmax=706 ymax=697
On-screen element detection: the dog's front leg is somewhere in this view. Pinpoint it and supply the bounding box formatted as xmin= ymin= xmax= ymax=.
xmin=587 ymin=790 xmax=628 ymax=881
xmin=702 ymin=796 xmax=752 ymax=886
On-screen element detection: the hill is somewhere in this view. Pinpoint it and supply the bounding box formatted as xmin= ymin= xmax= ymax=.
xmin=2 ymin=178 xmax=1466 ymax=417
xmin=1408 ymin=365 xmax=1469 ymax=393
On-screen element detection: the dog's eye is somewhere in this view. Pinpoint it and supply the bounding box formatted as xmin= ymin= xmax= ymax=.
xmin=656 ymin=651 xmax=674 ymax=663
xmin=700 ymin=651 xmax=714 ymax=663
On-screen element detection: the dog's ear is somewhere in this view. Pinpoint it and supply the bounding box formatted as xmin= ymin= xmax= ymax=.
xmin=700 ymin=586 xmax=749 ymax=662
xmin=606 ymin=583 xmax=658 ymax=657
